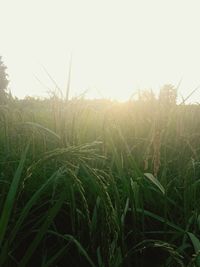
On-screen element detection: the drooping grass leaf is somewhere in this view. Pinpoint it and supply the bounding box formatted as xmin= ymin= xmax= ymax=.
xmin=22 ymin=122 xmax=61 ymax=141
xmin=46 ymin=231 xmax=96 ymax=267
xmin=0 ymin=144 xmax=29 ymax=248
xmin=9 ymin=168 xmax=65 ymax=245
xmin=19 ymin=191 xmax=66 ymax=267
xmin=188 ymin=232 xmax=200 ymax=266
xmin=144 ymin=173 xmax=165 ymax=195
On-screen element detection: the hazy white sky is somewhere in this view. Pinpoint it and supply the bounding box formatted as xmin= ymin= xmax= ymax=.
xmin=1 ymin=0 xmax=200 ymax=101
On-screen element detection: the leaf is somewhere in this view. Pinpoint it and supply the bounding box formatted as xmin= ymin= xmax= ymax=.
xmin=188 ymin=232 xmax=200 ymax=266
xmin=144 ymin=173 xmax=165 ymax=195
xmin=46 ymin=231 xmax=96 ymax=267
xmin=19 ymin=191 xmax=65 ymax=267
xmin=137 ymin=209 xmax=184 ymax=232
xmin=22 ymin=122 xmax=61 ymax=141
xmin=121 ymin=198 xmax=129 ymax=225
xmin=197 ymin=215 xmax=200 ymax=232
xmin=0 ymin=144 xmax=29 ymax=247
xmin=9 ymin=169 xmax=64 ymax=244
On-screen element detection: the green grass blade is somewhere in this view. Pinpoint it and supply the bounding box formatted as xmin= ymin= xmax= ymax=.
xmin=188 ymin=232 xmax=200 ymax=266
xmin=9 ymin=168 xmax=64 ymax=245
xmin=22 ymin=122 xmax=61 ymax=141
xmin=0 ymin=144 xmax=29 ymax=248
xmin=43 ymin=244 xmax=70 ymax=267
xmin=19 ymin=191 xmax=65 ymax=267
xmin=137 ymin=208 xmax=184 ymax=232
xmin=144 ymin=173 xmax=165 ymax=195
xmin=47 ymin=231 xmax=96 ymax=267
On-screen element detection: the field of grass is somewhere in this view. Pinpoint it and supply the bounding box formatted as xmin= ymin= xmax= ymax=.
xmin=1 ymin=91 xmax=200 ymax=266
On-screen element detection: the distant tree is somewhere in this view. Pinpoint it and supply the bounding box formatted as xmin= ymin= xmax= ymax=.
xmin=138 ymin=89 xmax=156 ymax=102
xmin=0 ymin=56 xmax=9 ymax=104
xmin=159 ymin=84 xmax=177 ymax=106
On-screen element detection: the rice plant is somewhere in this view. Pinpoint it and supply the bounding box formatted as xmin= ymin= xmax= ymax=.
xmin=1 ymin=91 xmax=200 ymax=266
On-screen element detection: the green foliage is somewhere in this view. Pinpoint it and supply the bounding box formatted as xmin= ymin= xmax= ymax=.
xmin=1 ymin=93 xmax=200 ymax=266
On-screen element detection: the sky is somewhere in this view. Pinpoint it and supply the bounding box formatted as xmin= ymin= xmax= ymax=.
xmin=1 ymin=0 xmax=200 ymax=102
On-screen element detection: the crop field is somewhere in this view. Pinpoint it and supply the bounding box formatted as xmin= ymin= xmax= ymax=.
xmin=1 ymin=91 xmax=200 ymax=266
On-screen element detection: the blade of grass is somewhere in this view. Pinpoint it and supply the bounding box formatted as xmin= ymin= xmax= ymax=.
xmin=0 ymin=144 xmax=29 ymax=248
xmin=137 ymin=208 xmax=184 ymax=232
xmin=47 ymin=231 xmax=96 ymax=267
xmin=188 ymin=232 xmax=200 ymax=267
xmin=19 ymin=191 xmax=66 ymax=267
xmin=144 ymin=173 xmax=165 ymax=195
xmin=43 ymin=244 xmax=70 ymax=267
xmin=8 ymin=168 xmax=65 ymax=245
xmin=21 ymin=122 xmax=61 ymax=141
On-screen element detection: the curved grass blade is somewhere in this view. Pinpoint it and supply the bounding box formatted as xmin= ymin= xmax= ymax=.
xmin=0 ymin=144 xmax=29 ymax=248
xmin=43 ymin=244 xmax=70 ymax=267
xmin=46 ymin=231 xmax=96 ymax=267
xmin=144 ymin=173 xmax=165 ymax=195
xmin=9 ymin=168 xmax=65 ymax=245
xmin=188 ymin=232 xmax=200 ymax=266
xmin=22 ymin=122 xmax=61 ymax=141
xmin=19 ymin=191 xmax=65 ymax=267
xmin=137 ymin=209 xmax=184 ymax=232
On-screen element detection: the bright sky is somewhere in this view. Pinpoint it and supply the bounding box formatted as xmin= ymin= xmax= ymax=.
xmin=1 ymin=0 xmax=200 ymax=101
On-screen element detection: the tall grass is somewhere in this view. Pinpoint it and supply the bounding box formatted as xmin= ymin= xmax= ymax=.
xmin=1 ymin=93 xmax=200 ymax=266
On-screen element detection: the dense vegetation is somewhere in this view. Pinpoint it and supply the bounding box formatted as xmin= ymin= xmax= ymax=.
xmin=0 ymin=56 xmax=9 ymax=104
xmin=1 ymin=89 xmax=200 ymax=266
